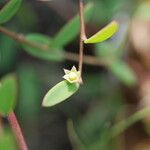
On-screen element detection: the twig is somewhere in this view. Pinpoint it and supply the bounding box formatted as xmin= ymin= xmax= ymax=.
xmin=65 ymin=52 xmax=108 ymax=66
xmin=0 ymin=115 xmax=3 ymax=134
xmin=78 ymin=0 xmax=86 ymax=78
xmin=0 ymin=26 xmax=49 ymax=51
xmin=0 ymin=26 xmax=107 ymax=67
xmin=111 ymin=107 xmax=150 ymax=138
xmin=8 ymin=112 xmax=28 ymax=150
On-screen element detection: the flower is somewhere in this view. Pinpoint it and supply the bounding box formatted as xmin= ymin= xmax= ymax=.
xmin=63 ymin=66 xmax=81 ymax=83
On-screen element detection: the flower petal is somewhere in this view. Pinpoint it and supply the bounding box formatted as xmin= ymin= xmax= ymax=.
xmin=71 ymin=66 xmax=77 ymax=72
xmin=62 ymin=74 xmax=69 ymax=80
xmin=64 ymin=69 xmax=70 ymax=74
xmin=63 ymin=66 xmax=81 ymax=84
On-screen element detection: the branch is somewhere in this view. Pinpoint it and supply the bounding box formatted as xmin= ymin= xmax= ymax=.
xmin=0 ymin=116 xmax=3 ymax=134
xmin=65 ymin=52 xmax=108 ymax=66
xmin=0 ymin=26 xmax=49 ymax=51
xmin=78 ymin=0 xmax=86 ymax=79
xmin=0 ymin=26 xmax=108 ymax=67
xmin=8 ymin=112 xmax=28 ymax=150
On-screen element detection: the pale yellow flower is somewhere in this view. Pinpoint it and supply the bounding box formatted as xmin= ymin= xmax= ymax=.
xmin=63 ymin=66 xmax=81 ymax=83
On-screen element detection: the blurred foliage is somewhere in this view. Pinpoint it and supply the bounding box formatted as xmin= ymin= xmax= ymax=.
xmin=22 ymin=33 xmax=64 ymax=61
xmin=0 ymin=128 xmax=17 ymax=150
xmin=108 ymin=60 xmax=136 ymax=86
xmin=134 ymin=1 xmax=150 ymax=20
xmin=0 ymin=74 xmax=17 ymax=116
xmin=51 ymin=3 xmax=94 ymax=48
xmin=0 ymin=34 xmax=18 ymax=73
xmin=85 ymin=0 xmax=133 ymax=24
xmin=0 ymin=0 xmax=150 ymax=150
xmin=68 ymin=74 xmax=124 ymax=150
xmin=0 ymin=0 xmax=21 ymax=24
xmin=17 ymin=63 xmax=41 ymax=120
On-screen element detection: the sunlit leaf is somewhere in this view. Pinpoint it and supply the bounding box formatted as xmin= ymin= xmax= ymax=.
xmin=51 ymin=3 xmax=94 ymax=48
xmin=84 ymin=21 xmax=118 ymax=44
xmin=42 ymin=80 xmax=79 ymax=107
xmin=22 ymin=33 xmax=64 ymax=61
xmin=0 ymin=0 xmax=22 ymax=24
xmin=0 ymin=74 xmax=17 ymax=116
xmin=108 ymin=60 xmax=137 ymax=86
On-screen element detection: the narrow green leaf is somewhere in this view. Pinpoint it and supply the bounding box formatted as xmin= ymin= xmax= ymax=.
xmin=42 ymin=80 xmax=79 ymax=107
xmin=84 ymin=21 xmax=118 ymax=44
xmin=67 ymin=120 xmax=85 ymax=150
xmin=22 ymin=33 xmax=64 ymax=61
xmin=111 ymin=107 xmax=150 ymax=138
xmin=0 ymin=0 xmax=22 ymax=24
xmin=51 ymin=3 xmax=94 ymax=48
xmin=0 ymin=74 xmax=17 ymax=116
xmin=108 ymin=60 xmax=137 ymax=86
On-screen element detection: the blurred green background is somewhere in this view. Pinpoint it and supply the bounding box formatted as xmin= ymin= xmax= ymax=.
xmin=1 ymin=0 xmax=150 ymax=150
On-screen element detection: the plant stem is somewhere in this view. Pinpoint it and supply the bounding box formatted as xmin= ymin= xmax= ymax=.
xmin=0 ymin=26 xmax=49 ymax=51
xmin=8 ymin=112 xmax=28 ymax=150
xmin=97 ymin=107 xmax=150 ymax=148
xmin=78 ymin=0 xmax=86 ymax=78
xmin=111 ymin=107 xmax=150 ymax=138
xmin=0 ymin=116 xmax=3 ymax=134
xmin=0 ymin=26 xmax=108 ymax=67
xmin=65 ymin=52 xmax=108 ymax=66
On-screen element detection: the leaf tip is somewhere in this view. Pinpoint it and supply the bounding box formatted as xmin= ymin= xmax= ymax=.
xmin=84 ymin=20 xmax=119 ymax=44
xmin=42 ymin=94 xmax=54 ymax=107
xmin=42 ymin=80 xmax=80 ymax=107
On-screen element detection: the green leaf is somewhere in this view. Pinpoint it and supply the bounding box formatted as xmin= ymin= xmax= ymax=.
xmin=0 ymin=129 xmax=17 ymax=150
xmin=51 ymin=3 xmax=94 ymax=48
xmin=84 ymin=21 xmax=118 ymax=44
xmin=108 ymin=60 xmax=137 ymax=86
xmin=67 ymin=120 xmax=85 ymax=150
xmin=95 ymin=42 xmax=118 ymax=59
xmin=22 ymin=33 xmax=64 ymax=61
xmin=42 ymin=80 xmax=79 ymax=107
xmin=0 ymin=0 xmax=22 ymax=24
xmin=0 ymin=74 xmax=17 ymax=116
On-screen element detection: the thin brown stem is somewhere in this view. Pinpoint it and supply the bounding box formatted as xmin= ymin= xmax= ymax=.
xmin=8 ymin=112 xmax=28 ymax=150
xmin=0 ymin=26 xmax=108 ymax=67
xmin=65 ymin=52 xmax=108 ymax=66
xmin=0 ymin=116 xmax=3 ymax=135
xmin=0 ymin=26 xmax=49 ymax=51
xmin=78 ymin=0 xmax=86 ymax=78
xmin=79 ymin=0 xmax=86 ymax=40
